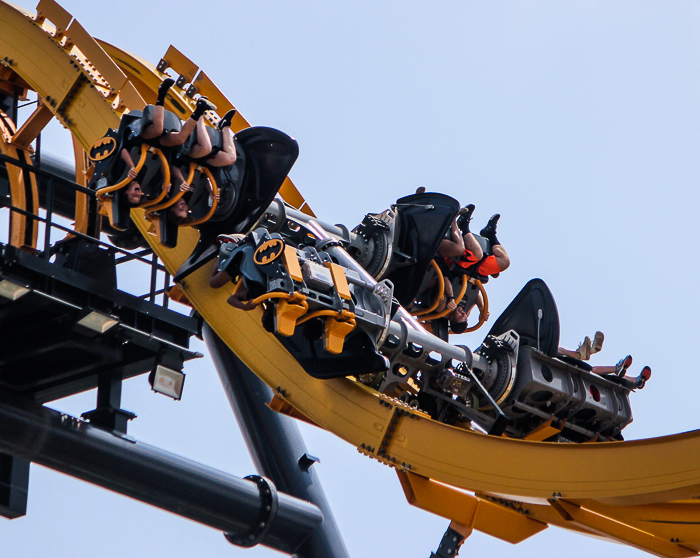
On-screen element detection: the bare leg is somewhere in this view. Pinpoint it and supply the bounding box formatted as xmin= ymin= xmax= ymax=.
xmin=464 ymin=232 xmax=483 ymax=260
xmin=187 ymin=118 xmax=213 ymax=159
xmin=438 ymin=218 xmax=465 ymax=258
xmin=558 ymin=347 xmax=581 ymax=359
xmin=140 ymin=105 xmax=164 ymax=140
xmin=227 ymin=285 xmax=258 ymax=311
xmin=161 ymin=117 xmax=196 ymax=147
xmin=207 ymin=128 xmax=237 ymax=167
xmin=592 ymin=355 xmax=633 ymax=377
xmin=163 ymin=96 xmax=217 ymax=147
xmin=491 ymin=244 xmax=510 ymax=272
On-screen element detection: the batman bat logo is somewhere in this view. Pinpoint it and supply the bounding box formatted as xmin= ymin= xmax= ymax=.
xmin=254 ymin=239 xmax=285 ymax=265
xmin=88 ymin=136 xmax=117 ymax=161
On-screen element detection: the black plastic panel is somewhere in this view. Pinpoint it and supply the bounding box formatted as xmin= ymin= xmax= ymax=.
xmin=487 ymin=278 xmax=560 ymax=357
xmin=385 ymin=192 xmax=460 ymax=306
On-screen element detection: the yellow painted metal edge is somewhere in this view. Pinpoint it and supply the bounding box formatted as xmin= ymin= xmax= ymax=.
xmin=398 ymin=471 xmax=547 ymax=544
xmin=7 ymin=0 xmax=700 ymax=514
xmin=550 ymin=499 xmax=696 ymax=558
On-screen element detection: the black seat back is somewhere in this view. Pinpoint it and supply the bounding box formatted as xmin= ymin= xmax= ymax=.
xmin=223 ymin=126 xmax=299 ymax=234
xmin=385 ymin=192 xmax=460 ymax=307
xmin=173 ymin=126 xmax=299 ymax=282
xmin=487 ymin=278 xmax=560 ymax=357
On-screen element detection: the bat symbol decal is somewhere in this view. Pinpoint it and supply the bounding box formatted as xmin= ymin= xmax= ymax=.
xmin=254 ymin=239 xmax=285 ymax=265
xmin=88 ymin=137 xmax=117 ymax=161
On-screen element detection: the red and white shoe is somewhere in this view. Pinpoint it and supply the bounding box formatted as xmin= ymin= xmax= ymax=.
xmin=615 ymin=355 xmax=633 ymax=377
xmin=636 ymin=366 xmax=651 ymax=389
xmin=217 ymin=233 xmax=245 ymax=245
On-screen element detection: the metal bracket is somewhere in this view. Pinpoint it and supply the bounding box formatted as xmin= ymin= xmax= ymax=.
xmin=225 ymin=475 xmax=279 ymax=548
xmin=430 ymin=526 xmax=467 ymax=558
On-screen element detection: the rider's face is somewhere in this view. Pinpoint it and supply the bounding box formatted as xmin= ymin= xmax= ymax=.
xmin=125 ymin=182 xmax=142 ymax=205
xmin=449 ymin=305 xmax=467 ymax=324
xmin=171 ymin=198 xmax=189 ymax=220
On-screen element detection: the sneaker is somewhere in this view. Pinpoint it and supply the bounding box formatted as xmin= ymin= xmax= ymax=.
xmin=636 ymin=366 xmax=651 ymax=389
xmin=615 ymin=355 xmax=633 ymax=377
xmin=457 ymin=204 xmax=475 ymax=235
xmin=591 ymin=331 xmax=604 ymax=354
xmin=458 ymin=204 xmax=475 ymax=218
xmin=217 ymin=109 xmax=237 ymax=130
xmin=158 ymin=78 xmax=175 ymax=96
xmin=217 ymin=233 xmax=245 ymax=244
xmin=577 ymin=336 xmax=592 ymax=360
xmin=195 ymin=96 xmax=217 ymax=114
xmin=479 ymin=214 xmax=500 ymax=237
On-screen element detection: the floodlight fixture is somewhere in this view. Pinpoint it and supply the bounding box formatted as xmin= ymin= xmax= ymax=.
xmin=150 ymin=365 xmax=185 ymax=400
xmin=76 ymin=311 xmax=119 ymax=334
xmin=0 ymin=279 xmax=30 ymax=301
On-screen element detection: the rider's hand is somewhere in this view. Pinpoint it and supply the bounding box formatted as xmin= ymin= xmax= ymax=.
xmin=179 ymin=182 xmax=192 ymax=192
xmin=447 ymin=298 xmax=457 ymax=311
xmin=127 ymin=168 xmax=137 ymax=180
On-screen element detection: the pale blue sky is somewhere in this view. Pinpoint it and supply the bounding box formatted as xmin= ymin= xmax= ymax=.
xmin=4 ymin=1 xmax=700 ymax=557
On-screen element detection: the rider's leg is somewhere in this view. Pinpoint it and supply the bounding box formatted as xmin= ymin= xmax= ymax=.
xmin=207 ymin=128 xmax=237 ymax=167
xmin=187 ymin=118 xmax=213 ymax=159
xmin=162 ymin=96 xmax=217 ymax=147
xmin=491 ymin=244 xmax=510 ymax=272
xmin=140 ymin=78 xmax=173 ymax=140
xmin=478 ymin=214 xmax=510 ymax=273
xmin=464 ymin=233 xmax=483 ymax=261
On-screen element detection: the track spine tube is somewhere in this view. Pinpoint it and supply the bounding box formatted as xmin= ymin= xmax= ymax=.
xmin=204 ymin=324 xmax=350 ymax=558
xmin=0 ymin=388 xmax=322 ymax=555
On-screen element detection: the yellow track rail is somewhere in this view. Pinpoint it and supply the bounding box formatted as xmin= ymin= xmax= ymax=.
xmin=2 ymin=2 xmax=700 ymax=555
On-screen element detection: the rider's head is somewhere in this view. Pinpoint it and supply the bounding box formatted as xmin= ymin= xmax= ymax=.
xmin=448 ymin=304 xmax=468 ymax=334
xmin=124 ymin=181 xmax=143 ymax=205
xmin=168 ymin=198 xmax=189 ymax=224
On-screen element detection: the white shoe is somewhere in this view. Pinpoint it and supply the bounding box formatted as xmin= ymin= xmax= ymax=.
xmin=576 ymin=336 xmax=592 ymax=360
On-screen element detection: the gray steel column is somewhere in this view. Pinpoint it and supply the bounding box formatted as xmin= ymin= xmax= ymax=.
xmin=0 ymin=388 xmax=322 ymax=555
xmin=204 ymin=324 xmax=350 ymax=558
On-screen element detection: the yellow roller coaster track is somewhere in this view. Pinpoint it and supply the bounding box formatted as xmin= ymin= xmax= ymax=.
xmin=2 ymin=1 xmax=700 ymax=556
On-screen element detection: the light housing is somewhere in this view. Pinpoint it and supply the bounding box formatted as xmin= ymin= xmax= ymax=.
xmin=76 ymin=311 xmax=119 ymax=334
xmin=150 ymin=365 xmax=185 ymax=400
xmin=0 ymin=279 xmax=30 ymax=301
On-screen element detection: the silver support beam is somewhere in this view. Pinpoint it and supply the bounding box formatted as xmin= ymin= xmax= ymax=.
xmin=303 ymin=219 xmax=484 ymax=369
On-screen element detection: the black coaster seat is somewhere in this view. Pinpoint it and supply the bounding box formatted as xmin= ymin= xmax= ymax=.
xmin=487 ymin=278 xmax=560 ymax=357
xmin=173 ymin=126 xmax=300 ymax=282
xmin=383 ymin=192 xmax=460 ymax=308
xmin=153 ymin=128 xmax=247 ymax=249
xmin=89 ymin=107 xmax=182 ymax=231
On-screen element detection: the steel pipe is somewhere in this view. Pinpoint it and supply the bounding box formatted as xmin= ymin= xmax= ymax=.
xmin=0 ymin=389 xmax=322 ymax=554
xmin=205 ymin=324 xmax=350 ymax=558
